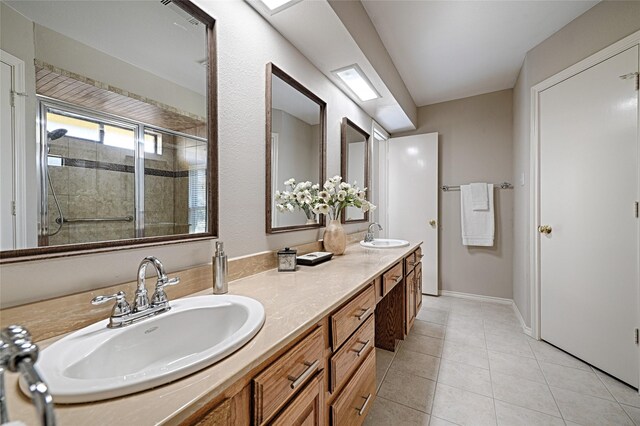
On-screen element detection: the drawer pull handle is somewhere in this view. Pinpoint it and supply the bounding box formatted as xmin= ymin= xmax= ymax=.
xmin=288 ymin=359 xmax=319 ymax=389
xmin=357 ymin=393 xmax=373 ymax=416
xmin=356 ymin=307 xmax=372 ymax=321
xmin=352 ymin=339 xmax=371 ymax=357
xmin=417 ymin=254 xmax=424 ymax=260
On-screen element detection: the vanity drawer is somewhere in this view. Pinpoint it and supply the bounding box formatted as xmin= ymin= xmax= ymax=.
xmin=329 ymin=314 xmax=374 ymax=393
xmin=253 ymin=327 xmax=324 ymax=425
xmin=382 ymin=262 xmax=403 ymax=295
xmin=330 ymin=349 xmax=376 ymax=426
xmin=270 ymin=372 xmax=324 ymax=426
xmin=330 ymin=285 xmax=375 ymax=350
xmin=415 ymin=246 xmax=424 ymax=264
xmin=404 ymin=251 xmax=416 ymax=274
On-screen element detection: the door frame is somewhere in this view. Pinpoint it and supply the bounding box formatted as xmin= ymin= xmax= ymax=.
xmin=529 ymin=30 xmax=640 ymax=343
xmin=0 ymin=49 xmax=27 ymax=249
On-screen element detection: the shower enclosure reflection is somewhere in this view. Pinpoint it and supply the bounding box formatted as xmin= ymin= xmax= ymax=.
xmin=41 ymin=100 xmax=207 ymax=247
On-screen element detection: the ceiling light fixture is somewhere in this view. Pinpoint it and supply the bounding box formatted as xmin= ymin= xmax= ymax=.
xmin=252 ymin=0 xmax=301 ymax=15
xmin=332 ymin=64 xmax=380 ymax=102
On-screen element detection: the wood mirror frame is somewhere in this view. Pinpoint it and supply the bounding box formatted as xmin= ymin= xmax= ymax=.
xmin=0 ymin=0 xmax=218 ymax=263
xmin=265 ymin=63 xmax=327 ymax=234
xmin=340 ymin=118 xmax=370 ymax=224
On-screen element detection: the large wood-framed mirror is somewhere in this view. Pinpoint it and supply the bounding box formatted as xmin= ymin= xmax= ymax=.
xmin=266 ymin=63 xmax=326 ymax=234
xmin=0 ymin=0 xmax=217 ymax=261
xmin=341 ymin=118 xmax=370 ymax=224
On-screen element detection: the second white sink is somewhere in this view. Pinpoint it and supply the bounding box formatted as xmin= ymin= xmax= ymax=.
xmin=360 ymin=238 xmax=410 ymax=249
xmin=25 ymin=295 xmax=265 ymax=403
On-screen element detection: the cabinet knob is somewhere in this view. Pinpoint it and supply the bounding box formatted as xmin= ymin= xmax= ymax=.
xmin=429 ymin=219 xmax=437 ymax=227
xmin=538 ymin=225 xmax=552 ymax=235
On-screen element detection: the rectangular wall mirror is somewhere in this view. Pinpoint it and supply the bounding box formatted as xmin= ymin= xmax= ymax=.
xmin=266 ymin=63 xmax=326 ymax=233
xmin=341 ymin=118 xmax=370 ymax=223
xmin=0 ymin=0 xmax=217 ymax=260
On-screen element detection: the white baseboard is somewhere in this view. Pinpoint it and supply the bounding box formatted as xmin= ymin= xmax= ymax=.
xmin=511 ymin=301 xmax=533 ymax=337
xmin=439 ymin=290 xmax=512 ymax=305
xmin=436 ymin=290 xmax=533 ymax=337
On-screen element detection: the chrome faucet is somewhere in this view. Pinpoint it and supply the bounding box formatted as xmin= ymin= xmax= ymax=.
xmin=92 ymin=256 xmax=180 ymax=328
xmin=364 ymin=222 xmax=383 ymax=243
xmin=0 ymin=325 xmax=56 ymax=426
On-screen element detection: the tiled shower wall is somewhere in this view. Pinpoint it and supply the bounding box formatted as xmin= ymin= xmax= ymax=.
xmin=46 ymin=130 xmax=206 ymax=246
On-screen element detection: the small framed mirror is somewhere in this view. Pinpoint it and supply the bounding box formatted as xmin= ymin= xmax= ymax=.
xmin=341 ymin=118 xmax=370 ymax=223
xmin=266 ymin=63 xmax=326 ymax=233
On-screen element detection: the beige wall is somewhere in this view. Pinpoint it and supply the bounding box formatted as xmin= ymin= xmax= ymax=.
xmin=512 ymin=1 xmax=640 ymax=326
xmin=395 ymin=89 xmax=514 ymax=299
xmin=0 ymin=0 xmax=373 ymax=308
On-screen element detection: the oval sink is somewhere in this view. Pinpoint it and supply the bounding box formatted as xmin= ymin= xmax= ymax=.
xmin=23 ymin=295 xmax=265 ymax=403
xmin=360 ymin=238 xmax=410 ymax=249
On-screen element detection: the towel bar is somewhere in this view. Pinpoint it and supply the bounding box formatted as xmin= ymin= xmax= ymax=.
xmin=441 ymin=182 xmax=512 ymax=192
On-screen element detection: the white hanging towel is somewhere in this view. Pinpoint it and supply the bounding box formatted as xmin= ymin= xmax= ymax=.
xmin=460 ymin=184 xmax=494 ymax=246
xmin=470 ymin=182 xmax=489 ymax=210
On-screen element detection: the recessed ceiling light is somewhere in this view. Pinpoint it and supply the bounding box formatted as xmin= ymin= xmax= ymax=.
xmin=251 ymin=0 xmax=302 ymax=15
xmin=332 ymin=64 xmax=380 ymax=102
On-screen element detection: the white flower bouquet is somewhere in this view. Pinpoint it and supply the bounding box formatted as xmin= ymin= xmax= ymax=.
xmin=275 ymin=178 xmax=320 ymax=221
xmin=313 ymin=175 xmax=376 ymax=221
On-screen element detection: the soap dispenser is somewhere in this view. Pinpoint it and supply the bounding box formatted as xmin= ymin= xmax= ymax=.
xmin=212 ymin=241 xmax=228 ymax=294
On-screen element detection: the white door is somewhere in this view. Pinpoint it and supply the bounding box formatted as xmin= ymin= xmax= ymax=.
xmin=0 ymin=60 xmax=15 ymax=250
xmin=389 ymin=133 xmax=439 ymax=295
xmin=539 ymin=46 xmax=639 ymax=387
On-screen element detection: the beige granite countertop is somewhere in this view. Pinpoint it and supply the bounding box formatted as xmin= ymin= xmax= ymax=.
xmin=4 ymin=241 xmax=420 ymax=425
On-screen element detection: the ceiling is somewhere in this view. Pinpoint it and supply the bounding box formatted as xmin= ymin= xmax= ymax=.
xmin=361 ymin=0 xmax=599 ymax=106
xmin=5 ymin=0 xmax=207 ymax=95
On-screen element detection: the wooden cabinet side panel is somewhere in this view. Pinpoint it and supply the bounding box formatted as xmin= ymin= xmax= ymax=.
xmin=271 ymin=372 xmax=325 ymax=426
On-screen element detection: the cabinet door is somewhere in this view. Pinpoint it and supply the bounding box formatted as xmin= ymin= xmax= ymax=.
xmin=415 ymin=263 xmax=423 ymax=312
xmin=271 ymin=372 xmax=324 ymax=426
xmin=406 ymin=270 xmax=415 ymax=333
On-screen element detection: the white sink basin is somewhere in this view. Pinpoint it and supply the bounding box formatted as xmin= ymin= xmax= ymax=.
xmin=24 ymin=295 xmax=265 ymax=403
xmin=360 ymin=238 xmax=410 ymax=249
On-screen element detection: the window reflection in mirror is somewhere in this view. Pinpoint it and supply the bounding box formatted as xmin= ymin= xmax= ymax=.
xmin=266 ymin=63 xmax=326 ymax=233
xmin=0 ymin=0 xmax=216 ymax=257
xmin=341 ymin=118 xmax=370 ymax=223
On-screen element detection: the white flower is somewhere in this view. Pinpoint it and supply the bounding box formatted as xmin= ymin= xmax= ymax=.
xmin=318 ymin=191 xmax=330 ymax=202
xmin=369 ymin=203 xmax=377 ymax=211
xmin=323 ymin=181 xmax=335 ymax=192
xmin=296 ymin=192 xmax=307 ymax=203
xmin=286 ymin=203 xmax=294 ymax=212
xmin=357 ymin=190 xmax=366 ymax=200
xmin=337 ymin=190 xmax=347 ymax=201
xmin=284 ymin=178 xmax=295 ymax=186
xmin=312 ymin=184 xmax=320 ymax=190
xmin=330 ymin=175 xmax=342 ymax=183
xmin=275 ymin=190 xmax=282 ymax=202
xmin=315 ymin=204 xmax=330 ymax=215
xmin=276 ymin=204 xmax=286 ymax=212
xmin=304 ymin=181 xmax=313 ymax=189
xmin=347 ymin=187 xmax=356 ymax=195
xmin=339 ymin=182 xmax=351 ymax=190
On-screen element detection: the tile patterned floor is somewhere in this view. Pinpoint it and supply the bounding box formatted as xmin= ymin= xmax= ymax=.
xmin=365 ymin=295 xmax=640 ymax=426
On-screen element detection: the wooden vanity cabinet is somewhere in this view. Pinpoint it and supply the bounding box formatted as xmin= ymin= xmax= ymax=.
xmin=270 ymin=372 xmax=325 ymax=426
xmin=404 ymin=247 xmax=423 ymax=334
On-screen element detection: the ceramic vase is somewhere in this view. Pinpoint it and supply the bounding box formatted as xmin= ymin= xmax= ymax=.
xmin=323 ymin=219 xmax=346 ymax=255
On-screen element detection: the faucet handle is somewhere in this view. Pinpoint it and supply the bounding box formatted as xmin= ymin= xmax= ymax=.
xmin=91 ymin=291 xmax=131 ymax=317
xmin=151 ymin=277 xmax=180 ymax=306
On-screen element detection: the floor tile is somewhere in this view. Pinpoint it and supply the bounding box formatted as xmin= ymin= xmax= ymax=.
xmin=378 ymin=368 xmax=436 ymax=413
xmin=376 ymin=348 xmax=395 ymax=392
xmin=413 ymin=320 xmax=446 ymax=339
xmin=488 ymin=350 xmax=546 ymax=384
xmin=622 ymin=404 xmax=640 ymax=426
xmin=422 ymin=296 xmax=452 ymax=311
xmin=364 ymin=396 xmax=430 ymax=426
xmin=551 ymin=386 xmax=633 ymax=426
xmin=431 ymin=383 xmax=497 ymax=426
xmin=445 ymin=327 xmax=486 ymax=349
xmin=441 ymin=340 xmax=489 ymax=369
xmin=402 ymin=333 xmax=444 ymax=357
xmin=539 ymin=361 xmax=614 ymax=400
xmin=437 ymin=359 xmax=493 ymax=397
xmin=485 ymin=331 xmax=535 ymax=358
xmin=389 ymin=346 xmax=440 ymax=380
xmin=483 ymin=318 xmax=523 ymax=333
xmin=595 ymin=369 xmax=640 ymax=408
xmin=494 ymin=400 xmax=564 ymax=426
xmin=417 ymin=307 xmax=448 ymax=325
xmin=527 ymin=339 xmax=591 ymax=371
xmin=491 ymin=371 xmax=560 ymax=417
xmin=428 ymin=416 xmax=459 ymax=426
xmin=446 ymin=315 xmax=484 ymax=332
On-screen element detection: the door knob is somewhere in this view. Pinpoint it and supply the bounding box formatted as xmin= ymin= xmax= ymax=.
xmin=538 ymin=225 xmax=552 ymax=235
xmin=429 ymin=219 xmax=437 ymax=227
